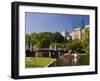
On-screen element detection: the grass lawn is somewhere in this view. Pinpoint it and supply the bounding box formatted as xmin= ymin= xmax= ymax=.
xmin=25 ymin=57 xmax=56 ymax=68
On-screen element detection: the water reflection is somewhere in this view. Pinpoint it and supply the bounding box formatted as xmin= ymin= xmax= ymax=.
xmin=49 ymin=55 xmax=89 ymax=67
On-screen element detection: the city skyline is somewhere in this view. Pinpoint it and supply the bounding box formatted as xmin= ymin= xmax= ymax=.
xmin=25 ymin=12 xmax=89 ymax=34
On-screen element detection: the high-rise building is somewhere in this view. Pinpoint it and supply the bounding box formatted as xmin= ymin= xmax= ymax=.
xmin=71 ymin=27 xmax=82 ymax=40
xmin=71 ymin=25 xmax=89 ymax=40
xmin=61 ymin=29 xmax=70 ymax=40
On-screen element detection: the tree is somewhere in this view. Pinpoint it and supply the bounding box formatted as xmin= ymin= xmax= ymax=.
xmin=50 ymin=43 xmax=64 ymax=49
xmin=82 ymin=27 xmax=90 ymax=54
xmin=52 ymin=32 xmax=64 ymax=43
xmin=25 ymin=34 xmax=31 ymax=51
xmin=40 ymin=38 xmax=50 ymax=48
xmin=30 ymin=32 xmax=39 ymax=48
xmin=26 ymin=32 xmax=66 ymax=49
xmin=82 ymin=27 xmax=89 ymax=46
xmin=66 ymin=40 xmax=84 ymax=53
xmin=38 ymin=32 xmax=52 ymax=48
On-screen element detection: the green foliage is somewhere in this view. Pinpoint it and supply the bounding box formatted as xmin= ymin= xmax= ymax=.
xmin=81 ymin=27 xmax=90 ymax=54
xmin=26 ymin=32 xmax=66 ymax=49
xmin=66 ymin=27 xmax=90 ymax=54
xmin=50 ymin=43 xmax=64 ymax=48
xmin=82 ymin=27 xmax=89 ymax=46
xmin=25 ymin=34 xmax=31 ymax=50
xmin=25 ymin=27 xmax=89 ymax=54
xmin=51 ymin=32 xmax=64 ymax=43
xmin=66 ymin=40 xmax=84 ymax=53
xmin=40 ymin=38 xmax=50 ymax=48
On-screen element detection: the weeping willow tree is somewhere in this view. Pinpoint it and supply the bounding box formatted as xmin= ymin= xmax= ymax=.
xmin=25 ymin=34 xmax=31 ymax=51
xmin=25 ymin=33 xmax=40 ymax=51
xmin=82 ymin=27 xmax=90 ymax=54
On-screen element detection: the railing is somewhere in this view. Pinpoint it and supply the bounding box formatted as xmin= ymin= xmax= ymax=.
xmin=33 ymin=48 xmax=66 ymax=51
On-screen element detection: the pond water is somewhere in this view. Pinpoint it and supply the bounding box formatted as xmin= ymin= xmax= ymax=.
xmin=48 ymin=55 xmax=89 ymax=67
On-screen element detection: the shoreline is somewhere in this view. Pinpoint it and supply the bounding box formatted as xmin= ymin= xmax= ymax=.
xmin=45 ymin=59 xmax=57 ymax=67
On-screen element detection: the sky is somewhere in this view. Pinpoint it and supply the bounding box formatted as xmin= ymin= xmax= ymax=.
xmin=25 ymin=12 xmax=89 ymax=34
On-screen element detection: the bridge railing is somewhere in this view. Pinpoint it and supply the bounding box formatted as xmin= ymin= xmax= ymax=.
xmin=33 ymin=48 xmax=66 ymax=51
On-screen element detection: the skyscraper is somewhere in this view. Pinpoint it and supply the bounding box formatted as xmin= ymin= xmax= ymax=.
xmin=61 ymin=29 xmax=70 ymax=40
xmin=71 ymin=27 xmax=82 ymax=40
